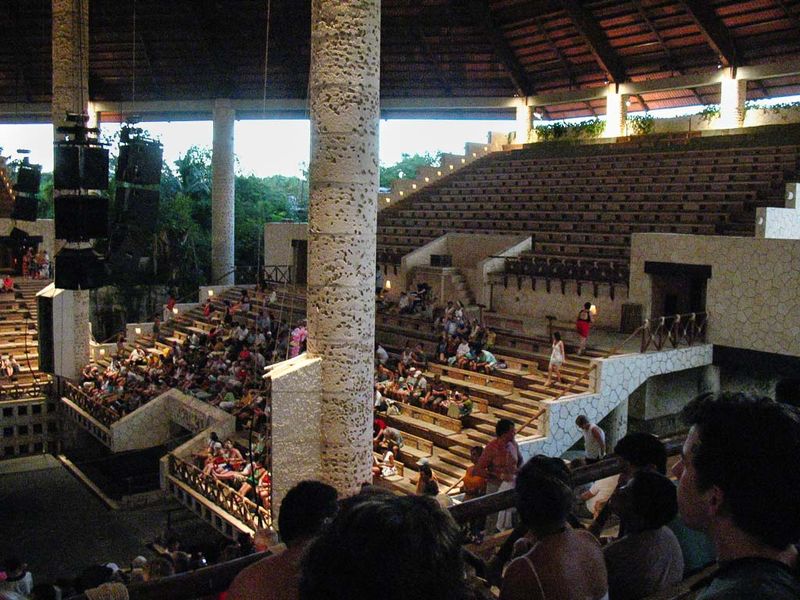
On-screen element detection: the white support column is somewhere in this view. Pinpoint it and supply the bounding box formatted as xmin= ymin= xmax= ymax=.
xmin=307 ymin=0 xmax=380 ymax=495
xmin=211 ymin=99 xmax=236 ymax=285
xmin=719 ymin=71 xmax=747 ymax=129
xmin=605 ymin=86 xmax=628 ymax=138
xmin=515 ymin=103 xmax=535 ymax=144
xmin=52 ymin=0 xmax=90 ymax=378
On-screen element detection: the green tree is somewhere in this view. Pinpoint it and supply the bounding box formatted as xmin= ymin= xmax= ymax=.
xmin=379 ymin=152 xmax=441 ymax=188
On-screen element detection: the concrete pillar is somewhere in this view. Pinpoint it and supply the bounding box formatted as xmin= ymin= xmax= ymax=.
xmin=602 ymin=398 xmax=628 ymax=452
xmin=605 ymin=86 xmax=628 ymax=138
xmin=719 ymin=72 xmax=747 ymax=129
xmin=307 ymin=0 xmax=380 ymax=495
xmin=516 ymin=104 xmax=535 ymax=144
xmin=52 ymin=0 xmax=90 ymax=378
xmin=211 ymin=99 xmax=236 ymax=285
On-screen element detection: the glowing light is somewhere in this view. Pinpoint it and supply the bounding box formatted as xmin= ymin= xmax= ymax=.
xmin=590 ymin=305 xmax=598 ymax=315
xmin=173 ymin=307 xmax=179 ymax=314
xmin=424 ymin=177 xmax=430 ymax=182
xmin=208 ymin=289 xmax=214 ymax=297
xmin=384 ymin=280 xmax=391 ymax=290
xmin=399 ymin=191 xmax=404 ymax=196
xmin=385 ymin=198 xmax=391 ymax=203
xmin=449 ymin=165 xmax=454 ymax=170
xmin=412 ymin=183 xmax=417 ymax=189
xmin=135 ymin=327 xmax=142 ymax=335
xmin=99 ymin=348 xmax=106 ymax=356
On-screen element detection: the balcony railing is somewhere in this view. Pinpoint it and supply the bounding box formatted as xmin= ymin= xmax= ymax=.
xmin=64 ymin=381 xmax=119 ymax=427
xmin=262 ymin=264 xmax=293 ymax=284
xmin=167 ymin=454 xmax=272 ymax=532
xmin=640 ymin=312 xmax=708 ymax=353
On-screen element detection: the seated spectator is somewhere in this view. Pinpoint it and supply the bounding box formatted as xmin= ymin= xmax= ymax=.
xmin=372 ymin=450 xmax=398 ymax=479
xmin=416 ymin=462 xmax=439 ymax=496
xmin=0 ymin=558 xmax=33 ymax=597
xmin=604 ymin=471 xmax=683 ymax=600
xmin=460 ymin=445 xmax=487 ymax=543
xmin=475 ymin=348 xmax=498 ymax=374
xmin=501 ymin=456 xmax=608 ymax=600
xmin=397 ymin=291 xmax=413 ymax=314
xmin=375 ymin=343 xmax=389 ymax=366
xmin=228 ymin=481 xmax=338 ymax=600
xmin=674 ymin=392 xmax=800 ymax=599
xmin=375 ymin=426 xmax=404 ymax=457
xmin=410 ymin=343 xmax=428 ymax=368
xmin=1 ymin=275 xmax=13 ymax=293
xmin=300 ymin=493 xmax=470 ymax=600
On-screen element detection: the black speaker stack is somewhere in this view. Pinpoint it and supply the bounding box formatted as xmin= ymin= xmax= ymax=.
xmin=107 ymin=124 xmax=163 ymax=282
xmin=11 ymin=155 xmax=42 ymax=221
xmin=53 ymin=113 xmax=109 ymax=290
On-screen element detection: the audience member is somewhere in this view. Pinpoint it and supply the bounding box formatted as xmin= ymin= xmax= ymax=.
xmin=500 ymin=456 xmax=608 ymax=600
xmin=299 ymin=493 xmax=471 ymax=600
xmin=228 ymin=481 xmax=338 ymax=600
xmin=475 ymin=419 xmax=521 ymax=535
xmin=0 ymin=558 xmax=32 ymax=597
xmin=674 ymin=392 xmax=800 ymax=599
xmin=576 ymin=415 xmax=605 ymax=463
xmin=604 ymin=471 xmax=683 ymax=600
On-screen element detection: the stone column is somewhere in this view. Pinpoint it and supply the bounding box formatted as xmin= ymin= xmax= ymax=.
xmin=516 ymin=104 xmax=535 ymax=144
xmin=601 ymin=398 xmax=628 ymax=452
xmin=719 ymin=72 xmax=747 ymax=129
xmin=211 ymin=99 xmax=236 ymax=285
xmin=52 ymin=0 xmax=90 ymax=378
xmin=605 ymin=86 xmax=628 ymax=138
xmin=306 ymin=0 xmax=380 ymax=495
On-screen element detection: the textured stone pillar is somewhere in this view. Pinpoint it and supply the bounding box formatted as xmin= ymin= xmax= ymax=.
xmin=52 ymin=0 xmax=90 ymax=378
xmin=602 ymin=398 xmax=628 ymax=452
xmin=211 ymin=99 xmax=236 ymax=285
xmin=605 ymin=86 xmax=628 ymax=138
xmin=306 ymin=0 xmax=380 ymax=495
xmin=719 ymin=72 xmax=747 ymax=129
xmin=515 ymin=104 xmax=535 ymax=144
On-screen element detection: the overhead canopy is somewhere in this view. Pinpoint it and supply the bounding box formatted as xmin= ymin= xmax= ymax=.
xmin=3 ymin=0 xmax=800 ymax=120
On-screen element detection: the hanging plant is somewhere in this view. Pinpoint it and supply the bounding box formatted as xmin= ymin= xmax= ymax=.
xmin=698 ymin=104 xmax=720 ymax=122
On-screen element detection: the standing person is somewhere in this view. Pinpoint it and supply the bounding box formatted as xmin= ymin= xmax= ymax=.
xmin=673 ymin=392 xmax=800 ymax=599
xmin=576 ymin=302 xmax=593 ymax=356
xmin=227 ymin=481 xmax=338 ymax=600
xmin=475 ymin=419 xmax=522 ymax=535
xmin=544 ymin=331 xmax=565 ymax=387
xmin=576 ymin=415 xmax=606 ymax=463
xmin=460 ymin=446 xmax=487 ymax=543
xmin=21 ymin=248 xmax=31 ymax=279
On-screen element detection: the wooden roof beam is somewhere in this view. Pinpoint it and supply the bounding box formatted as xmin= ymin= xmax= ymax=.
xmin=558 ymin=0 xmax=627 ymax=83
xmin=677 ymin=1 xmax=737 ymax=68
xmin=465 ymin=0 xmax=535 ymax=97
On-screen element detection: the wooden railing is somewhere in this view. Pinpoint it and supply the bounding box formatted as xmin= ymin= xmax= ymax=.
xmin=167 ymin=454 xmax=272 ymax=532
xmin=64 ymin=381 xmax=118 ymax=427
xmin=640 ymin=312 xmax=708 ymax=353
xmin=68 ymin=436 xmax=686 ymax=600
xmin=262 ymin=264 xmax=293 ymax=284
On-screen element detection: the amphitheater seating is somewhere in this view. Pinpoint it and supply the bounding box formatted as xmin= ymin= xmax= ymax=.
xmin=377 ymin=128 xmax=800 ymax=285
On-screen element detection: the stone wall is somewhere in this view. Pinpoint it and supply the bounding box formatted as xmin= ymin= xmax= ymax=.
xmin=111 ymin=389 xmax=235 ymax=453
xmin=263 ymin=222 xmax=308 ymax=268
xmin=269 ymin=354 xmax=323 ymax=522
xmin=629 ymin=233 xmax=800 ymax=357
xmin=519 ymin=344 xmax=713 ymax=460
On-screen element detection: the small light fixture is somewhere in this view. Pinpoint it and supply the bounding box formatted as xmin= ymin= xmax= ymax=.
xmin=135 ymin=327 xmax=142 ymax=335
xmin=590 ymin=304 xmax=598 ymax=315
xmin=717 ymin=63 xmax=722 ymax=69
xmin=208 ymin=289 xmax=214 ymax=297
xmin=399 ymin=191 xmax=404 ymax=196
xmin=437 ymin=170 xmax=442 ymax=176
xmin=472 ymin=152 xmax=477 ymax=157
xmin=99 ymin=348 xmax=106 ymax=356
xmin=173 ymin=307 xmax=179 ymax=315
xmin=424 ymin=177 xmax=430 ymax=182
xmin=461 ymin=158 xmax=466 ymax=163
xmin=412 ymin=183 xmax=417 ymax=189
xmin=384 ymin=280 xmax=391 ymax=290
xmin=449 ymin=165 xmax=454 ymax=170
xmin=385 ymin=198 xmax=391 ymax=203
xmin=483 ymin=146 xmax=488 ymax=151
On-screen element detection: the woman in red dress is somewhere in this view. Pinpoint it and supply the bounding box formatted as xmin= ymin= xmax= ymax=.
xmin=576 ymin=302 xmax=593 ymax=356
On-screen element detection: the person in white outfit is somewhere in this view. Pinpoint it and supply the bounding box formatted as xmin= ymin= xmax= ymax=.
xmin=545 ymin=331 xmax=565 ymax=387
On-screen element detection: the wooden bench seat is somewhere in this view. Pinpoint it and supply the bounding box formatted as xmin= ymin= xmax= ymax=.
xmin=396 ymin=403 xmax=462 ymax=433
xmin=427 ymin=363 xmax=514 ymax=396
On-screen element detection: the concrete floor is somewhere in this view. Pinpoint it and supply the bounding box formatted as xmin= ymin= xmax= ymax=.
xmin=0 ymin=455 xmax=184 ymax=585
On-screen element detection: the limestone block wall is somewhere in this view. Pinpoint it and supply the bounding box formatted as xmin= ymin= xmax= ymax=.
xmin=629 ymin=233 xmax=800 ymax=357
xmin=490 ymin=280 xmax=627 ymax=331
xmin=269 ymin=354 xmax=323 ymax=522
xmin=519 ymin=344 xmax=713 ymax=460
xmin=112 ymin=389 xmax=235 ymax=453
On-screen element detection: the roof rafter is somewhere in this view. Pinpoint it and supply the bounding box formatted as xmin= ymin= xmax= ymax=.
xmin=677 ymin=1 xmax=737 ymax=67
xmin=412 ymin=27 xmax=455 ymax=96
xmin=559 ymin=0 xmax=627 ymax=83
xmin=7 ymin=2 xmax=35 ymax=103
xmin=194 ymin=0 xmax=236 ymax=97
xmin=464 ymin=0 xmax=536 ymax=97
